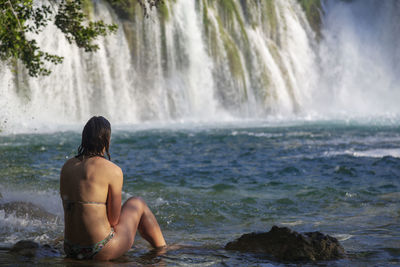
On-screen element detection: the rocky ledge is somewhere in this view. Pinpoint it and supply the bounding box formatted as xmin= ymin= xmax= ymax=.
xmin=225 ymin=225 xmax=345 ymax=262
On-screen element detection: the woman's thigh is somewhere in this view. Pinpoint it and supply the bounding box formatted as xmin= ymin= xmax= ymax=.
xmin=94 ymin=197 xmax=145 ymax=261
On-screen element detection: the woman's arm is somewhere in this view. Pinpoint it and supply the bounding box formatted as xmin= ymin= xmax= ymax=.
xmin=107 ymin=166 xmax=123 ymax=226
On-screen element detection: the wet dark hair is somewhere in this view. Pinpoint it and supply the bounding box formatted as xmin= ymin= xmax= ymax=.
xmin=76 ymin=116 xmax=111 ymax=160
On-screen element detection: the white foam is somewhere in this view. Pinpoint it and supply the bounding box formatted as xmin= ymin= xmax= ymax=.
xmin=280 ymin=220 xmax=304 ymax=226
xmin=231 ymin=131 xmax=283 ymax=138
xmin=0 ymin=188 xmax=63 ymax=246
xmin=324 ymin=148 xmax=400 ymax=158
xmin=345 ymin=192 xmax=357 ymax=198
xmin=0 ymin=209 xmax=61 ymax=246
xmin=333 ymin=234 xmax=353 ymax=241
xmin=352 ymin=149 xmax=400 ymax=158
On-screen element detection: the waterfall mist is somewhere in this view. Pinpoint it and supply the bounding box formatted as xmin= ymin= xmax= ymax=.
xmin=315 ymin=0 xmax=400 ymax=119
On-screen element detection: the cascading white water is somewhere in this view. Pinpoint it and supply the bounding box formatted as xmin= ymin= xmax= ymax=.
xmin=1 ymin=0 xmax=399 ymax=133
xmin=0 ymin=1 xmax=138 ymax=131
xmin=315 ymin=0 xmax=400 ymax=119
xmin=245 ymin=0 xmax=317 ymax=116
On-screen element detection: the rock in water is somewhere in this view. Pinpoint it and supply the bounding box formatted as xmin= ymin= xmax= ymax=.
xmin=0 ymin=201 xmax=58 ymax=221
xmin=10 ymin=240 xmax=60 ymax=258
xmin=225 ymin=225 xmax=345 ymax=261
xmin=10 ymin=241 xmax=39 ymax=257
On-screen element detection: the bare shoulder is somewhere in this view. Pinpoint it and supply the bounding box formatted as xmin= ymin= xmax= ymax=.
xmin=61 ymin=157 xmax=80 ymax=173
xmin=107 ymin=160 xmax=123 ymax=178
xmin=93 ymin=157 xmax=123 ymax=178
xmin=103 ymin=159 xmax=123 ymax=186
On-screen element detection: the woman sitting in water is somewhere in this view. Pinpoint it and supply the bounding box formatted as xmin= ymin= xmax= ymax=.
xmin=60 ymin=116 xmax=166 ymax=260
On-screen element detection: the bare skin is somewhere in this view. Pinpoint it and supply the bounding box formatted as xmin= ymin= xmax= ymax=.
xmin=60 ymin=155 xmax=166 ymax=261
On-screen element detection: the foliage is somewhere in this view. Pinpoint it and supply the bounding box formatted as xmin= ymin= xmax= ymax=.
xmin=55 ymin=1 xmax=117 ymax=52
xmin=0 ymin=0 xmax=161 ymax=77
xmin=1 ymin=0 xmax=57 ymax=76
xmin=0 ymin=0 xmax=118 ymax=77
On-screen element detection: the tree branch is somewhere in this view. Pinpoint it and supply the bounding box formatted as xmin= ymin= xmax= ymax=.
xmin=6 ymin=0 xmax=24 ymax=31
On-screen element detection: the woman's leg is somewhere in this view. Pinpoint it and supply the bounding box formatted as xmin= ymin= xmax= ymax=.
xmin=95 ymin=197 xmax=166 ymax=260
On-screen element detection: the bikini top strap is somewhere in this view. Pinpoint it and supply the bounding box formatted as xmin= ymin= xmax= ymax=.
xmin=76 ymin=200 xmax=106 ymax=205
xmin=62 ymin=199 xmax=106 ymax=211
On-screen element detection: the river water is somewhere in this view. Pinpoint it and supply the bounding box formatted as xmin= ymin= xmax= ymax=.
xmin=0 ymin=120 xmax=399 ymax=266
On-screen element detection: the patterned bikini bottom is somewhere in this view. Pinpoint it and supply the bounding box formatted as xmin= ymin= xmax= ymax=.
xmin=64 ymin=228 xmax=115 ymax=260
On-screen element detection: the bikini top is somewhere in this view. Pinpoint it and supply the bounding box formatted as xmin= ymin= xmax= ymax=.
xmin=62 ymin=199 xmax=106 ymax=211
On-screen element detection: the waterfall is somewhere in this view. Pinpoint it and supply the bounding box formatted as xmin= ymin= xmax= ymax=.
xmin=315 ymin=0 xmax=400 ymax=119
xmin=1 ymin=0 xmax=399 ymax=132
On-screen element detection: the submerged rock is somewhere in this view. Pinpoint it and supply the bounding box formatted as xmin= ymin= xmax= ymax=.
xmin=225 ymin=225 xmax=345 ymax=261
xmin=10 ymin=241 xmax=39 ymax=257
xmin=10 ymin=240 xmax=60 ymax=258
xmin=0 ymin=201 xmax=58 ymax=221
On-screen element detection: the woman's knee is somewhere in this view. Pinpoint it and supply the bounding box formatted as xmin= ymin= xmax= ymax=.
xmin=123 ymin=196 xmax=148 ymax=212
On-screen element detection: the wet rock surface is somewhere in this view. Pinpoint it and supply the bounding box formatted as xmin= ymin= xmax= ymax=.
xmin=10 ymin=240 xmax=60 ymax=258
xmin=225 ymin=225 xmax=345 ymax=261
